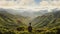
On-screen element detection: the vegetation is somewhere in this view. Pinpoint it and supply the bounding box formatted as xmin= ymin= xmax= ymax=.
xmin=0 ymin=9 xmax=60 ymax=34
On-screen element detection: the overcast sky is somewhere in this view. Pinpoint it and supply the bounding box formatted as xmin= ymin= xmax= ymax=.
xmin=0 ymin=0 xmax=60 ymax=12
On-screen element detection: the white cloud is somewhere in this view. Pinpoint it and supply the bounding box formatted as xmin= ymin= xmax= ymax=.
xmin=19 ymin=0 xmax=35 ymax=6
xmin=0 ymin=0 xmax=60 ymax=12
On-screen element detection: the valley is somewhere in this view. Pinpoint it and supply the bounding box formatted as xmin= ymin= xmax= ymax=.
xmin=0 ymin=9 xmax=60 ymax=34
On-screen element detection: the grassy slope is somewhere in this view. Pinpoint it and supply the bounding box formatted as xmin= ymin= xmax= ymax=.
xmin=0 ymin=10 xmax=60 ymax=34
xmin=0 ymin=10 xmax=28 ymax=30
xmin=31 ymin=10 xmax=60 ymax=29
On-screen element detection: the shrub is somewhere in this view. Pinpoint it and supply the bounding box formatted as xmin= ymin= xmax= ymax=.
xmin=4 ymin=31 xmax=15 ymax=34
xmin=16 ymin=27 xmax=24 ymax=31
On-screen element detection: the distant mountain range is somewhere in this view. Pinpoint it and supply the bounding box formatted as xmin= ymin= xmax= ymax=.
xmin=0 ymin=8 xmax=49 ymax=18
xmin=18 ymin=10 xmax=48 ymax=17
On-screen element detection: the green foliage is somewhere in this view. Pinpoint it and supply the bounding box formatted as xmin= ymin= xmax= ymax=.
xmin=4 ymin=31 xmax=15 ymax=34
xmin=0 ymin=9 xmax=60 ymax=34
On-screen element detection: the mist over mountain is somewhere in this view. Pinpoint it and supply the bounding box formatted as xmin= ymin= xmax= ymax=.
xmin=0 ymin=8 xmax=60 ymax=34
xmin=0 ymin=8 xmax=49 ymax=18
xmin=19 ymin=10 xmax=48 ymax=17
xmin=0 ymin=8 xmax=33 ymax=25
xmin=0 ymin=0 xmax=60 ymax=34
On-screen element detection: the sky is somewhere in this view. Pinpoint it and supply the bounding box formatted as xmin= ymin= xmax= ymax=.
xmin=0 ymin=0 xmax=60 ymax=12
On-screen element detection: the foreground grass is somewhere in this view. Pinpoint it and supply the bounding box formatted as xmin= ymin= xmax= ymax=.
xmin=0 ymin=26 xmax=60 ymax=34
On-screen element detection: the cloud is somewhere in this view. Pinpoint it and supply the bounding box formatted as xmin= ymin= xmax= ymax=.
xmin=39 ymin=1 xmax=49 ymax=6
xmin=38 ymin=0 xmax=60 ymax=10
xmin=19 ymin=0 xmax=35 ymax=6
xmin=0 ymin=0 xmax=60 ymax=12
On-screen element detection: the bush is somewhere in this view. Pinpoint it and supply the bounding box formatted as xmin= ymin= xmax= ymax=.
xmin=56 ymin=28 xmax=60 ymax=34
xmin=0 ymin=31 xmax=3 ymax=34
xmin=4 ymin=31 xmax=15 ymax=34
xmin=16 ymin=27 xmax=24 ymax=31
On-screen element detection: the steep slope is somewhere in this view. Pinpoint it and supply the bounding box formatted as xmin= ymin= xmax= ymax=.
xmin=0 ymin=10 xmax=26 ymax=30
xmin=31 ymin=10 xmax=60 ymax=28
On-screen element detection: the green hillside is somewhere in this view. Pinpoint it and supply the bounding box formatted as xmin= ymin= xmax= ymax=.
xmin=0 ymin=9 xmax=60 ymax=34
xmin=25 ymin=10 xmax=60 ymax=34
xmin=31 ymin=10 xmax=60 ymax=28
xmin=0 ymin=10 xmax=28 ymax=34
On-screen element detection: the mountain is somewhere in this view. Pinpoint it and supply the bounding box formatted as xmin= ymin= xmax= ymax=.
xmin=0 ymin=9 xmax=27 ymax=30
xmin=0 ymin=8 xmax=49 ymax=25
xmin=18 ymin=10 xmax=48 ymax=17
xmin=31 ymin=10 xmax=60 ymax=28
xmin=0 ymin=8 xmax=60 ymax=34
xmin=1 ymin=8 xmax=48 ymax=18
